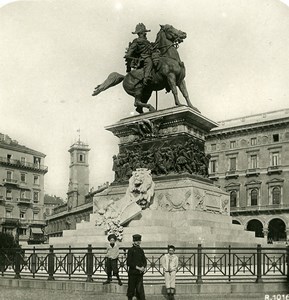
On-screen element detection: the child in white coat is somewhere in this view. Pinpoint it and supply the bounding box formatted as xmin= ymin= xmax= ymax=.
xmin=161 ymin=245 xmax=178 ymax=299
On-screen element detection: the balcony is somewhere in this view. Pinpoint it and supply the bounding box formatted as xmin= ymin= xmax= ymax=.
xmin=267 ymin=166 xmax=282 ymax=175
xmin=231 ymin=204 xmax=289 ymax=214
xmin=208 ymin=173 xmax=219 ymax=181
xmin=19 ymin=219 xmax=46 ymax=226
xmin=17 ymin=197 xmax=32 ymax=205
xmin=0 ymin=217 xmax=19 ymax=226
xmin=245 ymin=168 xmax=260 ymax=177
xmin=3 ymin=178 xmax=18 ymax=185
xmin=0 ymin=157 xmax=48 ymax=174
xmin=225 ymin=170 xmax=239 ymax=180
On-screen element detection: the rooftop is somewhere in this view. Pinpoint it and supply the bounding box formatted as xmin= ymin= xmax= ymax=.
xmin=0 ymin=133 xmax=46 ymax=157
xmin=211 ymin=108 xmax=289 ymax=131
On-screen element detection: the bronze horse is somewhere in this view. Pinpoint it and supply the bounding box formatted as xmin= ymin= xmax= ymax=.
xmin=92 ymin=24 xmax=199 ymax=114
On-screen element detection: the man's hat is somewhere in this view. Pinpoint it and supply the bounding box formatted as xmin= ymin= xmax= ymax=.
xmin=132 ymin=23 xmax=151 ymax=34
xmin=108 ymin=233 xmax=117 ymax=241
xmin=132 ymin=234 xmax=142 ymax=241
xmin=168 ymin=244 xmax=175 ymax=251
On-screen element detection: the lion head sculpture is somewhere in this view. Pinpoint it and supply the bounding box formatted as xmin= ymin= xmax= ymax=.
xmin=127 ymin=168 xmax=155 ymax=209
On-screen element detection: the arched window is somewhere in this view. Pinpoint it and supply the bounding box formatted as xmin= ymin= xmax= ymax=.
xmin=272 ymin=187 xmax=281 ymax=205
xmin=251 ymin=189 xmax=258 ymax=206
xmin=230 ymin=191 xmax=237 ymax=207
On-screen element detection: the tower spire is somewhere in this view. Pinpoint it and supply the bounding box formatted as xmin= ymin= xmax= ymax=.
xmin=77 ymin=128 xmax=81 ymax=143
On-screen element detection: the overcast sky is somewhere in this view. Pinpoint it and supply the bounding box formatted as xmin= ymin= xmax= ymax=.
xmin=1 ymin=0 xmax=289 ymax=199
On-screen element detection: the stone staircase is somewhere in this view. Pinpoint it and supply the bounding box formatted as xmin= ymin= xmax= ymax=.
xmin=49 ymin=208 xmax=266 ymax=247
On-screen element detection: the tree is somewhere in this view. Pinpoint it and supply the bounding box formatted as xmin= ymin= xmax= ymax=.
xmin=0 ymin=232 xmax=21 ymax=272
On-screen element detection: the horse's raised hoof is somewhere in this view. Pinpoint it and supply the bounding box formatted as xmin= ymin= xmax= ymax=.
xmin=136 ymin=106 xmax=144 ymax=114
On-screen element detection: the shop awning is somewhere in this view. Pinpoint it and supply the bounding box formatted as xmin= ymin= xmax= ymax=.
xmin=31 ymin=227 xmax=43 ymax=234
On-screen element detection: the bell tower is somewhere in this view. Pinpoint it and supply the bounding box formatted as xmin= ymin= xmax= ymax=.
xmin=67 ymin=139 xmax=90 ymax=210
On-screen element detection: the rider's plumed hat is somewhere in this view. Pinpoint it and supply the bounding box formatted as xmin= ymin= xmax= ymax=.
xmin=132 ymin=23 xmax=151 ymax=34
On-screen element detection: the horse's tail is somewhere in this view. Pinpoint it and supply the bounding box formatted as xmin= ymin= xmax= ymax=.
xmin=92 ymin=72 xmax=125 ymax=96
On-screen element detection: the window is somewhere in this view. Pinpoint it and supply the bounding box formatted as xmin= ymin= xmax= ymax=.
xmin=20 ymin=212 xmax=25 ymax=219
xmin=250 ymin=155 xmax=257 ymax=169
xmin=230 ymin=191 xmax=237 ymax=207
xmin=229 ymin=157 xmax=237 ymax=171
xmin=20 ymin=173 xmax=26 ymax=183
xmin=33 ymin=175 xmax=40 ymax=185
xmin=6 ymin=170 xmax=13 ymax=180
xmin=211 ymin=144 xmax=216 ymax=151
xmin=273 ymin=134 xmax=279 ymax=142
xmin=7 ymin=154 xmax=12 ymax=162
xmin=33 ymin=212 xmax=39 ymax=220
xmin=272 ymin=187 xmax=281 ymax=205
xmin=20 ymin=190 xmax=26 ymax=199
xmin=250 ymin=189 xmax=258 ymax=206
xmin=271 ymin=152 xmax=279 ymax=166
xmin=6 ymin=189 xmax=12 ymax=200
xmin=230 ymin=141 xmax=236 ymax=149
xmin=33 ymin=157 xmax=40 ymax=167
xmin=33 ymin=191 xmax=39 ymax=203
xmin=78 ymin=154 xmax=85 ymax=162
xmin=5 ymin=211 xmax=11 ymax=218
xmin=19 ymin=228 xmax=26 ymax=235
xmin=251 ymin=138 xmax=257 ymax=146
xmin=210 ymin=160 xmax=217 ymax=174
xmin=20 ymin=157 xmax=26 ymax=164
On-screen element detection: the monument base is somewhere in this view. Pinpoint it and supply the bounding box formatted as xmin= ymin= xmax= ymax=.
xmin=49 ymin=174 xmax=265 ymax=247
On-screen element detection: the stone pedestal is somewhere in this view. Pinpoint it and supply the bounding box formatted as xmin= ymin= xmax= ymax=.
xmin=49 ymin=106 xmax=266 ymax=247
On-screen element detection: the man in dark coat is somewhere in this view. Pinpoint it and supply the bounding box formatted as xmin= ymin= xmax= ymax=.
xmin=126 ymin=234 xmax=147 ymax=300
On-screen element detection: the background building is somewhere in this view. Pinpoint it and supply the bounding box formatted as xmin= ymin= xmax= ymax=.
xmin=46 ymin=139 xmax=109 ymax=238
xmin=43 ymin=194 xmax=65 ymax=218
xmin=206 ymin=108 xmax=289 ymax=243
xmin=0 ymin=133 xmax=47 ymax=244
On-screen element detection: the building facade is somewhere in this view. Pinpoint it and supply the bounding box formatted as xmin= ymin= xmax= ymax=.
xmin=206 ymin=109 xmax=289 ymax=243
xmin=0 ymin=133 xmax=47 ymax=244
xmin=46 ymin=140 xmax=103 ymax=238
xmin=43 ymin=195 xmax=64 ymax=218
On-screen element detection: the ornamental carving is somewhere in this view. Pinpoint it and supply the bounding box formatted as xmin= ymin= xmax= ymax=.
xmin=195 ymin=189 xmax=206 ymax=211
xmin=157 ymin=189 xmax=193 ymax=211
xmin=93 ymin=168 xmax=155 ymax=241
xmin=112 ymin=138 xmax=210 ymax=182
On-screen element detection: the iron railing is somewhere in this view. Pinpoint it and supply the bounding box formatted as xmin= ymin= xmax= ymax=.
xmin=0 ymin=157 xmax=48 ymax=173
xmin=0 ymin=245 xmax=288 ymax=284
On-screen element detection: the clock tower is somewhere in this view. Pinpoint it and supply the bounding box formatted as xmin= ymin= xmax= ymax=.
xmin=67 ymin=140 xmax=90 ymax=210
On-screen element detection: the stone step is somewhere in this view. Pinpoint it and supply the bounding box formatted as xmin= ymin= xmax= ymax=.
xmin=123 ymin=226 xmax=177 ymax=234
xmin=136 ymin=210 xmax=233 ymax=224
xmin=63 ymin=228 xmax=105 ymax=237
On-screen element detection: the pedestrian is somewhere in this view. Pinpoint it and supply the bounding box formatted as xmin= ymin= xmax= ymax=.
xmin=126 ymin=234 xmax=147 ymax=300
xmin=161 ymin=245 xmax=179 ymax=299
xmin=103 ymin=233 xmax=122 ymax=286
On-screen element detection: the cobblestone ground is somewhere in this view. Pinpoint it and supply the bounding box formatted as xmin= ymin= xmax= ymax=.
xmin=0 ymin=286 xmax=272 ymax=300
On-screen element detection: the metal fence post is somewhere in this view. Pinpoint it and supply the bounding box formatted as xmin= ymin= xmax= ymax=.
xmin=256 ymin=244 xmax=263 ymax=283
xmin=86 ymin=244 xmax=93 ymax=282
xmin=14 ymin=248 xmax=21 ymax=279
xmin=286 ymin=245 xmax=289 ymax=282
xmin=48 ymin=245 xmax=55 ymax=280
xmin=196 ymin=244 xmax=203 ymax=284
xmin=228 ymin=245 xmax=231 ymax=282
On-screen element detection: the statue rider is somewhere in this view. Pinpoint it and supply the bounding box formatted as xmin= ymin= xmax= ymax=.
xmin=124 ymin=23 xmax=155 ymax=86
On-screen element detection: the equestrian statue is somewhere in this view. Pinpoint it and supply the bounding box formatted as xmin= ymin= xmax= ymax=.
xmin=92 ymin=23 xmax=199 ymax=114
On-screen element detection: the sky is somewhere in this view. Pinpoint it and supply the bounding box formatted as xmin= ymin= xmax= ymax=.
xmin=1 ymin=0 xmax=289 ymax=199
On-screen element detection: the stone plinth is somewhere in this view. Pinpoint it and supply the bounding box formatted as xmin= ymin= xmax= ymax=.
xmin=49 ymin=106 xmax=266 ymax=247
